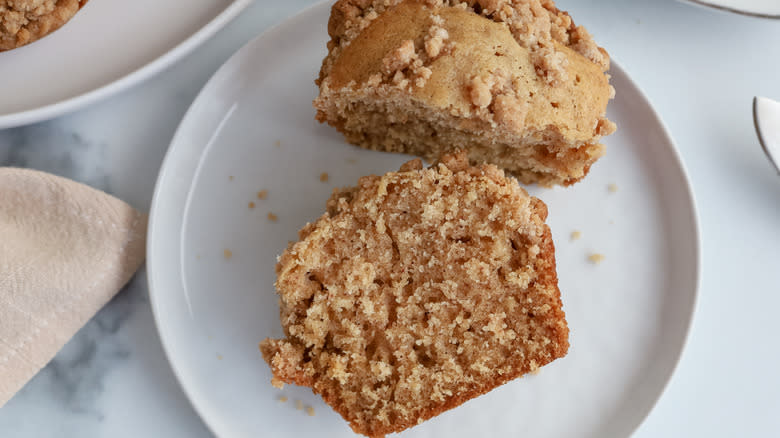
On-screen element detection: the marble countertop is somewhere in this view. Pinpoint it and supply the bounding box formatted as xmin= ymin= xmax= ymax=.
xmin=1 ymin=0 xmax=779 ymax=436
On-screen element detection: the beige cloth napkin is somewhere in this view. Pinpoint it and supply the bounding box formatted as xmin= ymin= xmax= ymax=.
xmin=0 ymin=168 xmax=147 ymax=407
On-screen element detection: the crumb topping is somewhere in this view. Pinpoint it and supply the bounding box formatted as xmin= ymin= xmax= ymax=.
xmin=382 ymin=39 xmax=415 ymax=74
xmin=0 ymin=0 xmax=55 ymax=36
xmin=379 ymin=36 xmax=440 ymax=89
xmin=423 ymin=20 xmax=449 ymax=59
xmin=323 ymin=0 xmax=608 ymax=88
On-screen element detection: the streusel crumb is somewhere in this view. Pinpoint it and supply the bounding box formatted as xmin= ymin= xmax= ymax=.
xmin=588 ymin=253 xmax=605 ymax=264
xmin=260 ymin=152 xmax=568 ymax=437
xmin=0 ymin=0 xmax=85 ymax=51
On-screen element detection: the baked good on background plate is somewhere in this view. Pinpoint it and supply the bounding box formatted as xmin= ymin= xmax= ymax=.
xmin=1 ymin=0 xmax=88 ymax=51
xmin=260 ymin=152 xmax=569 ymax=437
xmin=314 ymin=0 xmax=616 ymax=186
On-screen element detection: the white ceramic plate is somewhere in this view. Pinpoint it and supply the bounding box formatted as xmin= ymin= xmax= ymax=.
xmin=0 ymin=0 xmax=253 ymax=129
xmin=679 ymin=0 xmax=780 ymax=17
xmin=148 ymin=2 xmax=700 ymax=437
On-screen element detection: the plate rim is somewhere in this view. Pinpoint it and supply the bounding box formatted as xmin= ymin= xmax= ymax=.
xmin=147 ymin=2 xmax=702 ymax=436
xmin=604 ymin=53 xmax=702 ymax=436
xmin=0 ymin=0 xmax=254 ymax=130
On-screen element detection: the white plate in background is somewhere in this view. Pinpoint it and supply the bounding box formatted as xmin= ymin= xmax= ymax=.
xmin=0 ymin=0 xmax=252 ymax=129
xmin=147 ymin=2 xmax=700 ymax=437
xmin=680 ymin=0 xmax=780 ymax=17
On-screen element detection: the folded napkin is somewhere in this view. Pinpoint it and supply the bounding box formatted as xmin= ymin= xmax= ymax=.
xmin=0 ymin=168 xmax=147 ymax=407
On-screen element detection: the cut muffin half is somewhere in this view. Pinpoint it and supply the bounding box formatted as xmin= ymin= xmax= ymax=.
xmin=260 ymin=152 xmax=569 ymax=437
xmin=315 ymin=0 xmax=616 ymax=186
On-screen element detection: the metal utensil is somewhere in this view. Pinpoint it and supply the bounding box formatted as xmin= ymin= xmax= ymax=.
xmin=682 ymin=0 xmax=780 ymax=19
xmin=753 ymin=96 xmax=780 ymax=175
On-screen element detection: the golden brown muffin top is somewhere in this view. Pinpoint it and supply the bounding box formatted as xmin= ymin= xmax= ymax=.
xmin=321 ymin=0 xmax=615 ymax=144
xmin=322 ymin=0 xmax=609 ymax=85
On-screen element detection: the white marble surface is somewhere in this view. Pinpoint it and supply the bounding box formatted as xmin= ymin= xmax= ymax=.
xmin=0 ymin=0 xmax=778 ymax=436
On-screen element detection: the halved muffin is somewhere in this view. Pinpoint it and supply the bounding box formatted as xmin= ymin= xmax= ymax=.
xmin=261 ymin=152 xmax=569 ymax=437
xmin=315 ymin=0 xmax=616 ymax=186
